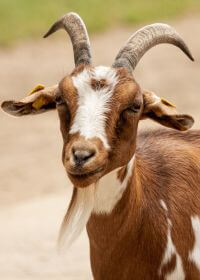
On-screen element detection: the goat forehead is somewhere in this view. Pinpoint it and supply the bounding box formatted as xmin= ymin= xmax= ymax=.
xmin=69 ymin=66 xmax=118 ymax=149
xmin=72 ymin=66 xmax=118 ymax=88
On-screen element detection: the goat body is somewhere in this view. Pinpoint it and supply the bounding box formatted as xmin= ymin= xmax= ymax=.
xmin=87 ymin=129 xmax=200 ymax=279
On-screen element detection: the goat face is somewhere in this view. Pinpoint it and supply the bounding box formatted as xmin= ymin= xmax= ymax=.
xmin=1 ymin=13 xmax=194 ymax=188
xmin=56 ymin=65 xmax=142 ymax=187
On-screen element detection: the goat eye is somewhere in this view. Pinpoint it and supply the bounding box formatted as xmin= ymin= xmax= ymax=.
xmin=126 ymin=103 xmax=141 ymax=113
xmin=55 ymin=96 xmax=65 ymax=105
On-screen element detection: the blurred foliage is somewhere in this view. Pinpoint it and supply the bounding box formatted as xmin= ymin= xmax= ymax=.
xmin=0 ymin=0 xmax=200 ymax=46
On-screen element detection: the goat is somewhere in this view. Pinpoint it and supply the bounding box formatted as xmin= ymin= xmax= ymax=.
xmin=2 ymin=12 xmax=200 ymax=280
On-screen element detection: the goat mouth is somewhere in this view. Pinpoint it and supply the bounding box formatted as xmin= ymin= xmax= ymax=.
xmin=68 ymin=167 xmax=104 ymax=179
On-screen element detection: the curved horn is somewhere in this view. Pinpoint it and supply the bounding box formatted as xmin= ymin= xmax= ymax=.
xmin=113 ymin=23 xmax=194 ymax=71
xmin=44 ymin=12 xmax=92 ymax=66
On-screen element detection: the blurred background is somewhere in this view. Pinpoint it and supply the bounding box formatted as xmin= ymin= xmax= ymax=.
xmin=0 ymin=1 xmax=199 ymax=279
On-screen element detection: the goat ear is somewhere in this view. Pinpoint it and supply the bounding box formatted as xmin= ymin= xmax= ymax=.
xmin=142 ymin=90 xmax=194 ymax=131
xmin=1 ymin=85 xmax=58 ymax=117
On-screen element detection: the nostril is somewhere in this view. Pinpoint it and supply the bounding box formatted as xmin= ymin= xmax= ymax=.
xmin=72 ymin=149 xmax=95 ymax=165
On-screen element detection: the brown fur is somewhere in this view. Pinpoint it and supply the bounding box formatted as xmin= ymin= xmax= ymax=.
xmin=87 ymin=129 xmax=200 ymax=279
xmin=90 ymin=78 xmax=108 ymax=90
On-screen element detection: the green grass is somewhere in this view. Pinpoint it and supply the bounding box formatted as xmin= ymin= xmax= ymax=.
xmin=0 ymin=0 xmax=200 ymax=46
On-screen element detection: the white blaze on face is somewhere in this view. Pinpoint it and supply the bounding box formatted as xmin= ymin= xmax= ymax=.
xmin=189 ymin=216 xmax=200 ymax=271
xmin=70 ymin=66 xmax=118 ymax=149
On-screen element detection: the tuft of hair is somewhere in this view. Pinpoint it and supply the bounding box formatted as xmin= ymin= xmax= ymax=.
xmin=58 ymin=184 xmax=95 ymax=250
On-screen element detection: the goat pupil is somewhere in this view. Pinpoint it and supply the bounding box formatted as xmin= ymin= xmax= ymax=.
xmin=128 ymin=104 xmax=141 ymax=113
xmin=56 ymin=96 xmax=64 ymax=105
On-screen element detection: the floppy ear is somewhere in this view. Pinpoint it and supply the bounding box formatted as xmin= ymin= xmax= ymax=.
xmin=1 ymin=84 xmax=58 ymax=117
xmin=142 ymin=90 xmax=194 ymax=131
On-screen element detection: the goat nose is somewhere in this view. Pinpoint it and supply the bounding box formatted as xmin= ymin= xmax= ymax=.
xmin=72 ymin=149 xmax=95 ymax=166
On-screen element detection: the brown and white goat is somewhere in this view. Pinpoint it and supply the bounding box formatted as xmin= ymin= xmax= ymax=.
xmin=2 ymin=12 xmax=200 ymax=280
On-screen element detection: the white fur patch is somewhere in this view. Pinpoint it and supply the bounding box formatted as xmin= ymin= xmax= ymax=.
xmin=151 ymin=93 xmax=161 ymax=106
xmin=189 ymin=216 xmax=200 ymax=271
xmin=93 ymin=155 xmax=135 ymax=214
xmin=160 ymin=199 xmax=168 ymax=212
xmin=70 ymin=66 xmax=118 ymax=149
xmin=159 ymin=213 xmax=185 ymax=279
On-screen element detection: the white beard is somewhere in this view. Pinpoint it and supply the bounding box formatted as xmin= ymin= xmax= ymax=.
xmin=58 ymin=156 xmax=135 ymax=249
xmin=58 ymin=184 xmax=95 ymax=249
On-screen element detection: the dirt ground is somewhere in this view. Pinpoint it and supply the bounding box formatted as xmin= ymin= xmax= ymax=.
xmin=0 ymin=16 xmax=199 ymax=280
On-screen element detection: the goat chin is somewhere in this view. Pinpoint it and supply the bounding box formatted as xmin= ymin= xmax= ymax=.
xmin=58 ymin=184 xmax=95 ymax=250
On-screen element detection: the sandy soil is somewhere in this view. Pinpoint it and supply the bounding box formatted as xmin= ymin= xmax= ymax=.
xmin=0 ymin=16 xmax=199 ymax=279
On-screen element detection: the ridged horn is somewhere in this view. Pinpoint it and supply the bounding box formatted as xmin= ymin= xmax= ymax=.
xmin=113 ymin=23 xmax=194 ymax=71
xmin=44 ymin=12 xmax=92 ymax=66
